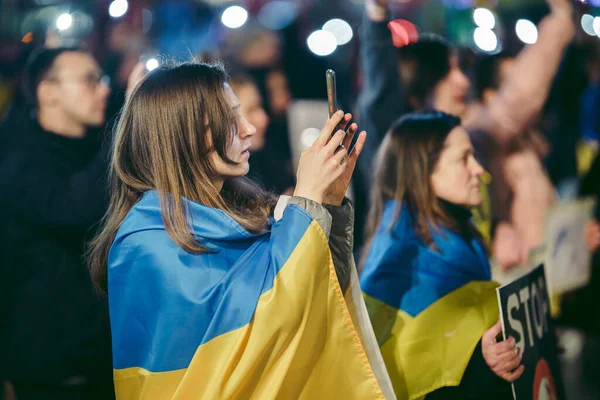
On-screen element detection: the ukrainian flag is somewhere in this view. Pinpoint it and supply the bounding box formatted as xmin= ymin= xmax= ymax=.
xmin=108 ymin=191 xmax=394 ymax=399
xmin=360 ymin=201 xmax=499 ymax=400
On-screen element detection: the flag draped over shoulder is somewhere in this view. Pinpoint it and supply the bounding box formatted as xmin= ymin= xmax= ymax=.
xmin=360 ymin=201 xmax=499 ymax=400
xmin=108 ymin=191 xmax=394 ymax=399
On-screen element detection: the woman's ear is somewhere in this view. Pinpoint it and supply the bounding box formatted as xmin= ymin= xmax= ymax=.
xmin=37 ymin=80 xmax=57 ymax=107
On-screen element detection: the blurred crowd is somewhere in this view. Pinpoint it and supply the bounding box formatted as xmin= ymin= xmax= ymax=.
xmin=0 ymin=0 xmax=599 ymax=398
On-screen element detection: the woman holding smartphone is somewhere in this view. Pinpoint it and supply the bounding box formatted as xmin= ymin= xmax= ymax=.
xmin=88 ymin=61 xmax=394 ymax=399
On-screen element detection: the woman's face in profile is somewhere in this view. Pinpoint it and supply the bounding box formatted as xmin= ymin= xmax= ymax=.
xmin=209 ymin=84 xmax=257 ymax=182
xmin=234 ymin=82 xmax=270 ymax=152
xmin=430 ymin=126 xmax=484 ymax=208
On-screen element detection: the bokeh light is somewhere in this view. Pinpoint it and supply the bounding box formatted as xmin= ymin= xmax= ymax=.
xmin=146 ymin=58 xmax=159 ymax=71
xmin=56 ymin=13 xmax=72 ymax=31
xmin=473 ymin=8 xmax=495 ymax=30
xmin=515 ymin=19 xmax=538 ymax=44
xmin=594 ymin=17 xmax=600 ymax=37
xmin=109 ymin=0 xmax=128 ymax=18
xmin=388 ymin=19 xmax=418 ymax=48
xmin=473 ymin=27 xmax=498 ymax=52
xmin=322 ymin=19 xmax=354 ymax=46
xmin=582 ymin=14 xmax=596 ymax=36
xmin=221 ymin=5 xmax=248 ymax=29
xmin=307 ymin=30 xmax=338 ymax=56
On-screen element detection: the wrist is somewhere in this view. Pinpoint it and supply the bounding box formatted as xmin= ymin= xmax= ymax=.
xmin=293 ymin=188 xmax=324 ymax=204
xmin=550 ymin=7 xmax=572 ymax=19
xmin=323 ymin=194 xmax=344 ymax=206
xmin=546 ymin=11 xmax=575 ymax=40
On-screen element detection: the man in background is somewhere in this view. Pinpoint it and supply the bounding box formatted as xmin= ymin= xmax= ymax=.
xmin=0 ymin=47 xmax=114 ymax=399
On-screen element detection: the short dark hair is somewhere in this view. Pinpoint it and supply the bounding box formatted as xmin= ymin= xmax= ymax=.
xmin=397 ymin=34 xmax=452 ymax=112
xmin=474 ymin=52 xmax=515 ymax=100
xmin=23 ymin=46 xmax=86 ymax=108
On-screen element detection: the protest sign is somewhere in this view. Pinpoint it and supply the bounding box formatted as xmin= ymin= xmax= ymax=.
xmin=497 ymin=264 xmax=564 ymax=400
xmin=544 ymin=199 xmax=595 ymax=294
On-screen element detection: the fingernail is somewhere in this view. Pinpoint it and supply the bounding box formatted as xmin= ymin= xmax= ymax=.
xmin=510 ymin=338 xmax=515 ymax=346
xmin=337 ymin=110 xmax=344 ymax=116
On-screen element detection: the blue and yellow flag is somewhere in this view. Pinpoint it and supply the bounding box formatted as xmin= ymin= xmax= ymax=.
xmin=360 ymin=201 xmax=499 ymax=400
xmin=108 ymin=191 xmax=394 ymax=399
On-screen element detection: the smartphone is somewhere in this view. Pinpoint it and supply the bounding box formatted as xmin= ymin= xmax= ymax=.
xmin=326 ymin=69 xmax=337 ymax=118
xmin=326 ymin=68 xmax=355 ymax=152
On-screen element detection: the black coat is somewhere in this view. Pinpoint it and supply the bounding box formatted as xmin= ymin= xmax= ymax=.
xmin=0 ymin=112 xmax=112 ymax=387
xmin=426 ymin=341 xmax=514 ymax=399
xmin=560 ymin=153 xmax=600 ymax=334
xmin=580 ymin=153 xmax=600 ymax=219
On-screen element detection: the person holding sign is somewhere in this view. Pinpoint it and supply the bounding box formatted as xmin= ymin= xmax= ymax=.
xmin=87 ymin=61 xmax=396 ymax=399
xmin=360 ymin=112 xmax=523 ymax=399
xmin=560 ymin=152 xmax=600 ymax=333
xmin=581 ymin=153 xmax=600 ymax=254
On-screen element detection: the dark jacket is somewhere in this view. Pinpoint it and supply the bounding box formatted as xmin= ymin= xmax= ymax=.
xmin=354 ymin=17 xmax=405 ymax=254
xmin=0 ymin=114 xmax=112 ymax=388
xmin=426 ymin=340 xmax=514 ymax=400
xmin=560 ymin=153 xmax=600 ymax=334
xmin=580 ymin=153 xmax=600 ymax=219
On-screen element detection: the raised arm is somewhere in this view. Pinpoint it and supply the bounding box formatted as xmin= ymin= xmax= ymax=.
xmin=471 ymin=0 xmax=575 ymax=145
xmin=354 ymin=0 xmax=405 ymax=244
xmin=358 ymin=0 xmax=405 ymax=146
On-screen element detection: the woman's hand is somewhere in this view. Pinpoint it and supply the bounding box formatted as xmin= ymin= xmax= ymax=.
xmin=323 ymin=113 xmax=367 ymax=206
xmin=293 ymin=111 xmax=349 ymax=204
xmin=482 ymin=319 xmax=525 ymax=383
xmin=585 ymin=219 xmax=600 ymax=253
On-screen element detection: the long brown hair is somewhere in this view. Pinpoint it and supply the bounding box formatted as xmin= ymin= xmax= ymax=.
xmin=361 ymin=111 xmax=462 ymax=266
xmin=88 ymin=61 xmax=275 ymax=294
